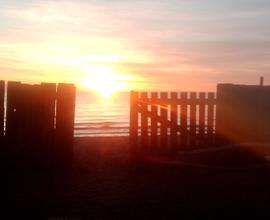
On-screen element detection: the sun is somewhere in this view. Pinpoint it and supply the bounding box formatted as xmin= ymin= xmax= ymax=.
xmin=82 ymin=65 xmax=127 ymax=99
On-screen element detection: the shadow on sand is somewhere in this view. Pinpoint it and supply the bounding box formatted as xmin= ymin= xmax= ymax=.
xmin=3 ymin=137 xmax=270 ymax=219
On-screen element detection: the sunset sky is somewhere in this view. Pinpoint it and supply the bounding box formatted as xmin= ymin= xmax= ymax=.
xmin=0 ymin=0 xmax=269 ymax=92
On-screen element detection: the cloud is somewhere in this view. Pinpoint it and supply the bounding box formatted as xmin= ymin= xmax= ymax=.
xmin=0 ymin=0 xmax=270 ymax=89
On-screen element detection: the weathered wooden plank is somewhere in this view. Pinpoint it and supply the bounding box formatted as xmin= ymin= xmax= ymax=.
xmin=190 ymin=92 xmax=197 ymax=147
xmin=0 ymin=81 xmax=4 ymax=139
xmin=207 ymin=92 xmax=215 ymax=145
xmin=40 ymin=83 xmax=56 ymax=145
xmin=160 ymin=92 xmax=168 ymax=142
xmin=180 ymin=92 xmax=188 ymax=147
xmin=216 ymin=85 xmax=233 ymax=145
xmin=14 ymin=84 xmax=36 ymax=147
xmin=257 ymin=86 xmax=270 ymax=142
xmin=130 ymin=91 xmax=138 ymax=140
xmin=10 ymin=83 xmax=31 ymax=147
xmin=6 ymin=83 xmax=44 ymax=150
xmin=6 ymin=81 xmax=21 ymax=144
xmin=170 ymin=92 xmax=178 ymax=152
xmin=199 ymin=92 xmax=206 ymax=144
xmin=216 ymin=84 xmax=263 ymax=145
xmin=140 ymin=92 xmax=148 ymax=140
xmin=170 ymin=92 xmax=178 ymax=147
xmin=130 ymin=91 xmax=139 ymax=155
xmin=56 ymin=83 xmax=75 ymax=166
xmin=151 ymin=92 xmax=158 ymax=138
xmin=21 ymin=84 xmax=35 ymax=145
xmin=56 ymin=83 xmax=76 ymax=149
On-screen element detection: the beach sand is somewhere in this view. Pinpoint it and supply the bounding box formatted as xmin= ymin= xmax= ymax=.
xmin=4 ymin=137 xmax=270 ymax=219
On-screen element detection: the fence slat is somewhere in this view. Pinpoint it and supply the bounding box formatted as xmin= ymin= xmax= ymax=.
xmin=160 ymin=92 xmax=168 ymax=142
xmin=199 ymin=92 xmax=206 ymax=144
xmin=180 ymin=92 xmax=188 ymax=148
xmin=141 ymin=92 xmax=148 ymax=140
xmin=207 ymin=92 xmax=215 ymax=144
xmin=0 ymin=81 xmax=4 ymax=140
xmin=41 ymin=83 xmax=56 ymax=131
xmin=56 ymin=83 xmax=76 ymax=142
xmin=130 ymin=91 xmax=138 ymax=139
xmin=22 ymin=84 xmax=36 ymax=145
xmin=258 ymin=86 xmax=270 ymax=142
xmin=55 ymin=83 xmax=76 ymax=164
xmin=171 ymin=92 xmax=178 ymax=147
xmin=190 ymin=92 xmax=197 ymax=147
xmin=6 ymin=81 xmax=21 ymax=145
xmin=170 ymin=92 xmax=178 ymax=152
xmin=151 ymin=92 xmax=158 ymax=138
xmin=40 ymin=83 xmax=56 ymax=156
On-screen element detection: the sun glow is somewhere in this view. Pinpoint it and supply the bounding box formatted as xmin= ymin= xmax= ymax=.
xmin=82 ymin=65 xmax=128 ymax=99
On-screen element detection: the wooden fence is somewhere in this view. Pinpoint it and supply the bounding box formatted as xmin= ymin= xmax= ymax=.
xmin=130 ymin=91 xmax=217 ymax=152
xmin=216 ymin=84 xmax=270 ymax=144
xmin=0 ymin=81 xmax=76 ymax=164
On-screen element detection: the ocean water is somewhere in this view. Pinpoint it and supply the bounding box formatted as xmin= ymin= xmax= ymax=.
xmin=74 ymin=91 xmax=217 ymax=137
xmin=75 ymin=91 xmax=130 ymax=137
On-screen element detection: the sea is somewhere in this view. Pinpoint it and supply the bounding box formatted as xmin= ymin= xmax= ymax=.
xmin=75 ymin=91 xmax=130 ymax=137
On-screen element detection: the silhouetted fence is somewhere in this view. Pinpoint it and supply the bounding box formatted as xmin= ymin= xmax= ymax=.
xmin=0 ymin=81 xmax=76 ymax=166
xmin=130 ymin=91 xmax=217 ymax=152
xmin=216 ymin=84 xmax=270 ymax=145
xmin=130 ymin=84 xmax=270 ymax=155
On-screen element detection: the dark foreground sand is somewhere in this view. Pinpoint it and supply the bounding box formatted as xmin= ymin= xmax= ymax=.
xmin=4 ymin=137 xmax=270 ymax=219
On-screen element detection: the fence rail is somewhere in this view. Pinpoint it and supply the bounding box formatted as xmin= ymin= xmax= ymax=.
xmin=130 ymin=91 xmax=217 ymax=151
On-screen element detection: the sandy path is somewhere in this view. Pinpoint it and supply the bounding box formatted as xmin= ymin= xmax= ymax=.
xmin=4 ymin=137 xmax=270 ymax=219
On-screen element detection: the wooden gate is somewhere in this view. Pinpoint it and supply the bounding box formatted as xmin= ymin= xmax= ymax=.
xmin=130 ymin=91 xmax=217 ymax=153
xmin=0 ymin=81 xmax=76 ymax=165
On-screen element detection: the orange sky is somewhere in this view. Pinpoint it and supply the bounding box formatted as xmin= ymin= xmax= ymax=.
xmin=0 ymin=0 xmax=269 ymax=92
